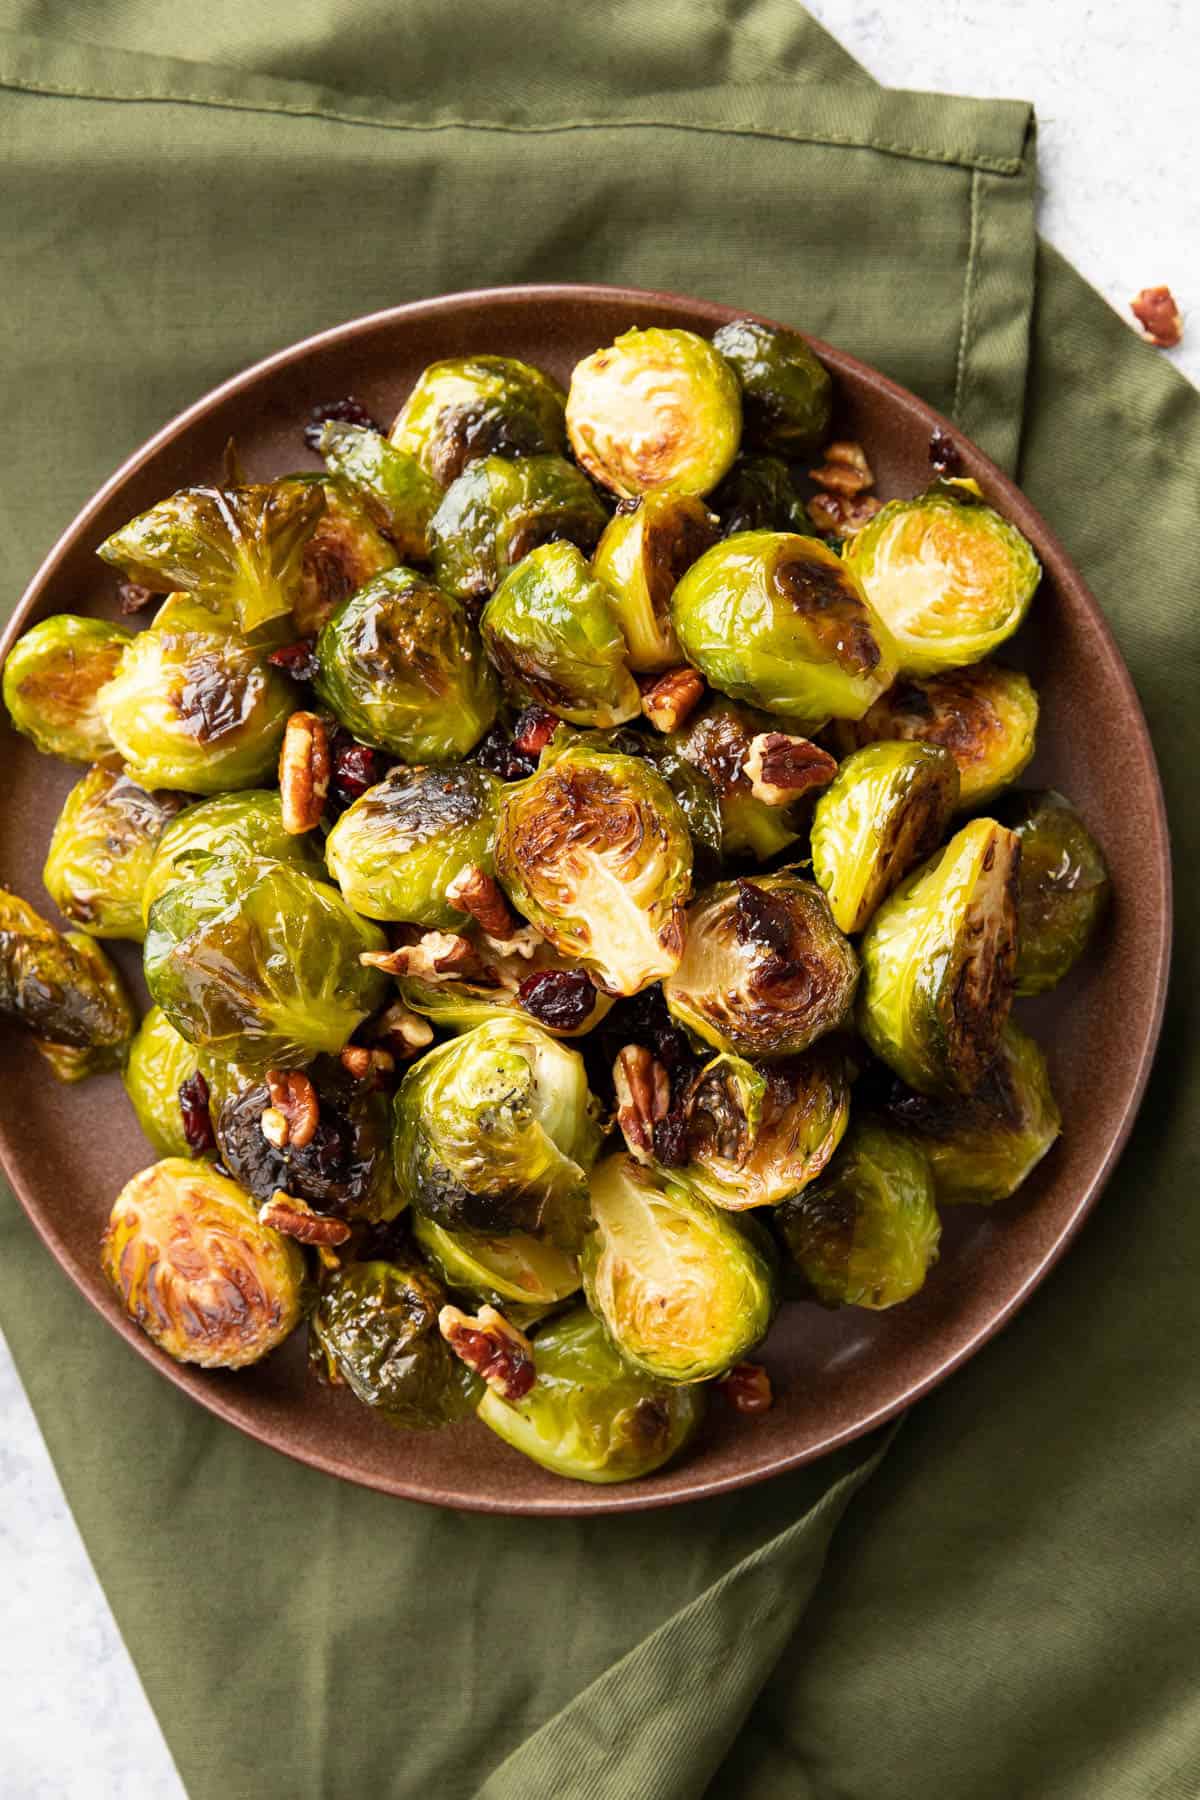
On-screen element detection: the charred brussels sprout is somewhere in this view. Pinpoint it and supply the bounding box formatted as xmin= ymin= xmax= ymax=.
xmin=566 ymin=327 xmax=741 ymax=498
xmin=843 ymin=487 xmax=1040 ymax=676
xmin=886 ymin=1022 xmax=1060 ymax=1204
xmin=43 ymin=766 xmax=185 ymax=940
xmin=317 ymin=421 xmax=442 ymax=563
xmin=994 ymin=789 xmax=1110 ymax=994
xmin=283 ymin=476 xmax=397 ymax=637
xmin=590 ymin=493 xmax=719 ymax=671
xmin=477 ymin=1305 xmax=703 ymax=1483
xmin=101 ymin=1158 xmax=305 ymax=1367
xmin=122 ymin=1006 xmax=246 ymax=1158
xmin=429 ymin=454 xmax=608 ymax=607
xmin=582 ymin=1153 xmax=777 ymax=1383
xmin=495 ymin=743 xmax=693 ymax=996
xmin=810 ymin=742 xmax=960 ymax=935
xmin=314 ymin=567 xmax=497 ymax=761
xmin=3 ymin=615 xmax=130 ymax=764
xmin=97 ymin=596 xmax=292 ymax=793
xmin=711 ymin=317 xmax=832 ymax=455
xmin=481 ymin=542 xmax=640 ymax=728
xmin=670 ymin=531 xmax=896 ymax=722
xmin=678 ymin=1048 xmax=850 ymax=1209
xmin=709 ymin=454 xmax=812 ymax=537
xmin=393 ymin=1017 xmax=602 ymax=1244
xmin=98 ymin=480 xmax=324 ymax=640
xmin=396 ymin=933 xmax=614 ymax=1040
xmin=390 ymin=355 xmax=567 ymax=487
xmin=858 ymin=817 xmax=1019 ymax=1096
xmin=775 ymin=1119 xmax=940 ymax=1308
xmin=311 ymin=1258 xmax=480 ymax=1427
xmin=664 ymin=874 xmax=858 ymax=1059
xmin=144 ymin=857 xmax=388 ymax=1068
xmin=412 ymin=1213 xmax=580 ymax=1328
xmin=0 ymin=887 xmax=134 ymax=1076
xmin=141 ymin=789 xmax=325 ymax=927
xmin=672 ymin=698 xmax=814 ymax=861
xmin=837 ymin=662 xmax=1039 ymax=809
xmin=325 ymin=764 xmax=501 ymax=926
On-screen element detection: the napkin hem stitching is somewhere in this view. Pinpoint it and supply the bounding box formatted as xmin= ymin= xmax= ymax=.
xmin=954 ymin=169 xmax=982 ymax=420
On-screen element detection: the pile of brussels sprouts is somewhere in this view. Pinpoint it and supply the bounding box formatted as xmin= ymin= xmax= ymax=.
xmin=0 ymin=317 xmax=1111 ymax=1486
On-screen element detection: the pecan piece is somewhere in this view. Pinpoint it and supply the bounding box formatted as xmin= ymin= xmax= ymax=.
xmin=805 ymin=491 xmax=883 ymax=538
xmin=1130 ymin=285 xmax=1183 ymax=349
xmin=445 ymin=864 xmax=522 ymax=941
xmin=640 ymin=665 xmax=705 ymax=733
xmin=372 ymin=1001 xmax=435 ymax=1057
xmin=259 ymin=1190 xmax=351 ymax=1247
xmin=744 ymin=732 xmax=837 ymax=806
xmin=613 ymin=1044 xmax=671 ymax=1164
xmin=264 ymin=1068 xmax=319 ymax=1150
xmin=339 ymin=1044 xmax=396 ymax=1080
xmin=438 ymin=1304 xmax=536 ymax=1401
xmin=809 ymin=440 xmax=874 ymax=497
xmin=361 ymin=931 xmax=487 ymax=982
xmin=279 ymin=710 xmax=330 ymax=835
xmin=719 ymin=1362 xmax=773 ymax=1415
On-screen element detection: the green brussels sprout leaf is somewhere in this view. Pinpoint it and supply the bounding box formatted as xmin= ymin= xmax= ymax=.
xmin=810 ymin=741 xmax=960 ymax=934
xmin=481 ymin=541 xmax=640 ymax=728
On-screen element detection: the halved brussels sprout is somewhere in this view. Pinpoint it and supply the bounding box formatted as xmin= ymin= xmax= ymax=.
xmin=670 ymin=531 xmax=896 ymax=722
xmin=994 ymin=789 xmax=1111 ymax=994
xmin=582 ymin=1153 xmax=777 ymax=1383
xmin=429 ymin=454 xmax=609 ymax=606
xmin=3 ymin=615 xmax=130 ymax=763
xmin=774 ymin=1118 xmax=940 ymax=1308
xmin=144 ymin=857 xmax=388 ymax=1068
xmin=392 ymin=1017 xmax=602 ymax=1244
xmin=590 ymin=493 xmax=718 ymax=671
xmin=810 ymin=742 xmax=960 ymax=935
xmin=481 ymin=542 xmax=640 ymax=728
xmin=711 ymin=317 xmax=832 ymax=455
xmin=0 ymin=887 xmax=134 ymax=1076
xmin=390 ymin=355 xmax=568 ymax=487
xmin=664 ymin=874 xmax=858 ymax=1059
xmin=566 ymin=327 xmax=741 ymax=498
xmin=122 ymin=1005 xmax=247 ymax=1158
xmin=98 ymin=480 xmax=325 ymax=640
xmin=317 ymin=421 xmax=443 ymax=562
xmin=678 ymin=1047 xmax=850 ymax=1209
xmin=141 ymin=789 xmax=326 ymax=928
xmin=311 ymin=1257 xmax=481 ymax=1427
xmin=709 ymin=453 xmax=813 ymax=537
xmin=101 ymin=1158 xmax=305 ymax=1367
xmin=843 ymin=488 xmax=1040 ymax=676
xmin=43 ymin=766 xmax=185 ymax=940
xmin=313 ymin=567 xmax=497 ymax=761
xmin=324 ymin=764 xmax=501 ymax=927
xmin=886 ymin=1021 xmax=1060 ymax=1204
xmin=477 ymin=1305 xmax=704 ymax=1484
xmin=412 ymin=1212 xmax=580 ymax=1329
xmin=858 ymin=816 xmax=1019 ymax=1096
xmin=837 ymin=663 xmax=1039 ymax=809
xmin=283 ymin=476 xmax=398 ymax=637
xmin=396 ymin=931 xmax=614 ymax=1039
xmin=672 ymin=698 xmax=815 ymax=861
xmin=97 ymin=596 xmax=292 ymax=793
xmin=495 ymin=743 xmax=693 ymax=996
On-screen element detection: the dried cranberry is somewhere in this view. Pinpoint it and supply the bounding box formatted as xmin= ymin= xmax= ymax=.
xmin=267 ymin=639 xmax=319 ymax=682
xmin=651 ymin=1110 xmax=689 ymax=1168
xmin=472 ymin=724 xmax=538 ymax=782
xmin=303 ymin=396 xmax=381 ymax=452
xmin=117 ymin=582 xmax=161 ymax=615
xmin=178 ymin=1071 xmax=216 ymax=1154
xmin=328 ymin=730 xmax=388 ymax=813
xmin=517 ymin=969 xmax=597 ymax=1032
xmin=587 ymin=985 xmax=701 ymax=1106
xmin=929 ymin=428 xmax=963 ymax=477
xmin=511 ymin=705 xmax=560 ymax=758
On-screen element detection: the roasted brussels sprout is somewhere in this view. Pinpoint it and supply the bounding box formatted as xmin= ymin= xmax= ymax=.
xmin=672 ymin=698 xmax=812 ymax=861
xmin=843 ymin=487 xmax=1040 ymax=676
xmin=566 ymin=327 xmax=741 ymax=498
xmin=994 ymin=789 xmax=1111 ymax=994
xmin=101 ymin=1158 xmax=305 ymax=1367
xmin=412 ymin=1213 xmax=580 ymax=1327
xmin=144 ymin=857 xmax=388 ymax=1068
xmin=709 ymin=454 xmax=812 ymax=537
xmin=390 ymin=355 xmax=568 ymax=487
xmin=664 ymin=874 xmax=858 ymax=1059
xmin=887 ymin=1022 xmax=1060 ymax=1204
xmin=396 ymin=932 xmax=614 ymax=1039
xmin=392 ymin=1017 xmax=602 ymax=1244
xmin=98 ymin=480 xmax=324 ymax=640
xmin=582 ymin=1153 xmax=777 ymax=1383
xmin=317 ymin=421 xmax=442 ymax=562
xmin=481 ymin=542 xmax=640 ymax=728
xmin=122 ymin=1005 xmax=246 ymax=1158
xmin=775 ymin=1119 xmax=940 ymax=1308
xmin=97 ymin=596 xmax=292 ymax=793
xmin=711 ymin=317 xmax=832 ymax=455
xmin=810 ymin=742 xmax=960 ymax=935
xmin=324 ymin=764 xmax=501 ymax=926
xmin=858 ymin=816 xmax=1019 ymax=1096
xmin=670 ymin=531 xmax=896 ymax=722
xmin=429 ymin=454 xmax=608 ymax=606
xmin=313 ymin=567 xmax=497 ymax=761
xmin=140 ymin=789 xmax=326 ymax=927
xmin=477 ymin=1305 xmax=703 ymax=1483
xmin=43 ymin=766 xmax=185 ymax=940
xmin=836 ymin=663 xmax=1039 ymax=809
xmin=590 ymin=492 xmax=719 ymax=671
xmin=495 ymin=743 xmax=693 ymax=996
xmin=310 ymin=1258 xmax=480 ymax=1427
xmin=283 ymin=476 xmax=398 ymax=637
xmin=678 ymin=1047 xmax=850 ymax=1209
xmin=0 ymin=887 xmax=134 ymax=1076
xmin=3 ymin=615 xmax=130 ymax=764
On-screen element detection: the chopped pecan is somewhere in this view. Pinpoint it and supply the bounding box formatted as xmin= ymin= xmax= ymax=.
xmin=259 ymin=1106 xmax=290 ymax=1150
xmin=264 ymin=1069 xmax=319 ymax=1150
xmin=279 ymin=710 xmax=330 ymax=835
xmin=445 ymin=864 xmax=522 ymax=941
xmin=372 ymin=1001 xmax=435 ymax=1056
xmin=719 ymin=1362 xmax=773 ymax=1415
xmin=339 ymin=1044 xmax=396 ymax=1079
xmin=259 ymin=1190 xmax=352 ymax=1247
xmin=744 ymin=732 xmax=837 ymax=806
xmin=361 ymin=931 xmax=486 ymax=982
xmin=640 ymin=666 xmax=705 ymax=734
xmin=1131 ymin=285 xmax=1183 ymax=349
xmin=809 ymin=440 xmax=874 ymax=497
xmin=806 ymin=491 xmax=883 ymax=538
xmin=438 ymin=1304 xmax=536 ymax=1401
xmin=613 ymin=1044 xmax=671 ymax=1164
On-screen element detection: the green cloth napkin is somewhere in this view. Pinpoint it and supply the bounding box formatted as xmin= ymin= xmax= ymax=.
xmin=1 ymin=5 xmax=1194 ymax=1796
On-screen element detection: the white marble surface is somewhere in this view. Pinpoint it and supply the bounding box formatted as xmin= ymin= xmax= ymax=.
xmin=2 ymin=8 xmax=1197 ymax=1797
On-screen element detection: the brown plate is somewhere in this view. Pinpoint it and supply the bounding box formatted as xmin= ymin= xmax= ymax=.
xmin=0 ymin=285 xmax=1171 ymax=1515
